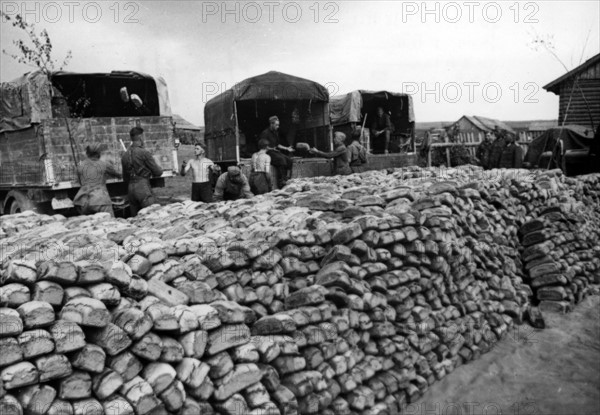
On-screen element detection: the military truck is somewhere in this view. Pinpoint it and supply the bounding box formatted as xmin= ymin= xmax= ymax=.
xmin=204 ymin=71 xmax=418 ymax=184
xmin=0 ymin=70 xmax=177 ymax=214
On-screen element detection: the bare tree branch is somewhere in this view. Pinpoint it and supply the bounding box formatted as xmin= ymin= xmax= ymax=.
xmin=0 ymin=11 xmax=72 ymax=77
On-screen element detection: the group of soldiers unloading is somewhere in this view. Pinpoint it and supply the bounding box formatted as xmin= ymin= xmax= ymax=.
xmin=73 ymin=114 xmax=370 ymax=218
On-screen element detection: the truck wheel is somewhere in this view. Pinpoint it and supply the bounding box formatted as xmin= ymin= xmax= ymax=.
xmin=7 ymin=193 xmax=36 ymax=215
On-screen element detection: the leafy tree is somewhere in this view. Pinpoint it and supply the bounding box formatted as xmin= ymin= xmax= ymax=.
xmin=1 ymin=12 xmax=72 ymax=75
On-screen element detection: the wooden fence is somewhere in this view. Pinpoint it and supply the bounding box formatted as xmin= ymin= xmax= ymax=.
xmin=428 ymin=131 xmax=534 ymax=167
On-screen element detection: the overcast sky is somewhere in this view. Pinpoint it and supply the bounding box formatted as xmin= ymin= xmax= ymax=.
xmin=1 ymin=1 xmax=598 ymax=125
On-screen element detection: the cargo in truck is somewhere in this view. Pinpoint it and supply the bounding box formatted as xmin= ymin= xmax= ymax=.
xmin=0 ymin=70 xmax=177 ymax=215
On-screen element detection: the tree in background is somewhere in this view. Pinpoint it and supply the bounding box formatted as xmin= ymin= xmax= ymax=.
xmin=1 ymin=12 xmax=72 ymax=75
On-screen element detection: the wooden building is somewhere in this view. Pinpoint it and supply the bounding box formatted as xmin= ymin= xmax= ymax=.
xmin=543 ymin=53 xmax=600 ymax=129
xmin=454 ymin=115 xmax=515 ymax=134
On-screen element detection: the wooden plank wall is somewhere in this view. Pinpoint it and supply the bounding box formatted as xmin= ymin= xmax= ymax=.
xmin=42 ymin=116 xmax=175 ymax=184
xmin=0 ymin=127 xmax=44 ymax=186
xmin=558 ymin=62 xmax=600 ymax=128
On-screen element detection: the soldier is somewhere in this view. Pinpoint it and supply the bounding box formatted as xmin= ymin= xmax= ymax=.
xmin=488 ymin=129 xmax=507 ymax=168
xmin=309 ymin=132 xmax=352 ymax=176
xmin=476 ymin=132 xmax=493 ymax=169
xmin=347 ymin=128 xmax=368 ymax=173
xmin=73 ymin=143 xmax=121 ymax=216
xmin=121 ymin=127 xmax=164 ymax=216
xmin=213 ymin=166 xmax=254 ymax=202
xmin=259 ymin=115 xmax=294 ymax=188
xmin=499 ymin=134 xmax=524 ymax=169
xmin=249 ymin=138 xmax=273 ymax=195
xmin=370 ymin=107 xmax=394 ymax=154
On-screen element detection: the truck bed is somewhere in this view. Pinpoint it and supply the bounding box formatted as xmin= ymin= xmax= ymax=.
xmin=238 ymin=153 xmax=418 ymax=183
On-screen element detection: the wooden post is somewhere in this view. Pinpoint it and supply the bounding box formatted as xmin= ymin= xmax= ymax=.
xmin=233 ymin=101 xmax=240 ymax=163
xmin=360 ymin=114 xmax=368 ymax=153
xmin=444 ymin=134 xmax=451 ymax=167
xmin=427 ymin=145 xmax=432 ymax=167
xmin=329 ymin=125 xmax=333 ymax=151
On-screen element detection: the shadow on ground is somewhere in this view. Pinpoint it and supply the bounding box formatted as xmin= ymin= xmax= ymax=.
xmin=412 ymin=295 xmax=600 ymax=415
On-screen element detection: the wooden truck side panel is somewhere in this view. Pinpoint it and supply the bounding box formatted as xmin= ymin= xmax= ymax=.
xmin=0 ymin=126 xmax=45 ymax=186
xmin=42 ymin=116 xmax=175 ymax=185
xmin=1 ymin=116 xmax=175 ymax=213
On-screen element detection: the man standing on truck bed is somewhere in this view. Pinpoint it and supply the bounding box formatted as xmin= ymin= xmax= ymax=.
xmin=259 ymin=116 xmax=294 ymax=188
xmin=74 ymin=143 xmax=122 ymax=217
xmin=121 ymin=127 xmax=164 ymax=216
xmin=370 ymin=107 xmax=394 ymax=154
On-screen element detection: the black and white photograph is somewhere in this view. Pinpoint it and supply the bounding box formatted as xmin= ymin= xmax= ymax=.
xmin=0 ymin=1 xmax=599 ymax=414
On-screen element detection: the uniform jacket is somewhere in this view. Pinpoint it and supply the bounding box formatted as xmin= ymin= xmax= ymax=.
xmin=121 ymin=142 xmax=163 ymax=182
xmin=73 ymin=159 xmax=121 ymax=207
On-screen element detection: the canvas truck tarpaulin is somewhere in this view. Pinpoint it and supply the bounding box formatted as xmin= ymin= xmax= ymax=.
xmin=1 ymin=70 xmax=172 ymax=133
xmin=204 ymin=71 xmax=330 ymax=138
xmin=524 ymin=125 xmax=595 ymax=166
xmin=1 ymin=71 xmax=54 ymax=133
xmin=330 ymin=90 xmax=415 ymax=127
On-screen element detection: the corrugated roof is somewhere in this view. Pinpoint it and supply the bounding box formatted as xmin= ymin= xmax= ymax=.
xmin=543 ymin=53 xmax=600 ymax=94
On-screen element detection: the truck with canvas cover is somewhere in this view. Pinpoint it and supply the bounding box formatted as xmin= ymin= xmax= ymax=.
xmin=523 ymin=125 xmax=599 ymax=176
xmin=0 ymin=70 xmax=177 ymax=215
xmin=329 ymin=90 xmax=418 ymax=170
xmin=204 ymin=71 xmax=337 ymax=181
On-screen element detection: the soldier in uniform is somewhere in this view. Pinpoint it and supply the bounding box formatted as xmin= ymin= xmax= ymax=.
xmin=121 ymin=127 xmax=164 ymax=216
xmin=259 ymin=115 xmax=294 ymax=187
xmin=213 ymin=166 xmax=254 ymax=202
xmin=309 ymin=132 xmax=352 ymax=176
xmin=74 ymin=143 xmax=121 ymax=216
xmin=499 ymin=134 xmax=524 ymax=169
xmin=476 ymin=132 xmax=493 ymax=169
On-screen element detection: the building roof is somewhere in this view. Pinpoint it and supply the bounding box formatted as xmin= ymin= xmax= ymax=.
xmin=172 ymin=114 xmax=201 ymax=131
xmin=415 ymin=121 xmax=454 ymax=131
xmin=528 ymin=120 xmax=558 ymax=131
xmin=543 ymin=53 xmax=600 ymax=94
xmin=459 ymin=115 xmax=515 ymax=133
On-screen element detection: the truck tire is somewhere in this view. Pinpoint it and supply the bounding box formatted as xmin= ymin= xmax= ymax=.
xmin=6 ymin=192 xmax=36 ymax=215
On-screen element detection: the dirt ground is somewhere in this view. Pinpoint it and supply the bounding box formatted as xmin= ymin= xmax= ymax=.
xmin=412 ymin=295 xmax=600 ymax=415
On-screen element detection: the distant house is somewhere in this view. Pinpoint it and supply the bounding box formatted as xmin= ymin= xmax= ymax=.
xmin=172 ymin=114 xmax=204 ymax=145
xmin=543 ymin=53 xmax=600 ymax=129
xmin=454 ymin=115 xmax=515 ymax=134
xmin=414 ymin=121 xmax=453 ymax=138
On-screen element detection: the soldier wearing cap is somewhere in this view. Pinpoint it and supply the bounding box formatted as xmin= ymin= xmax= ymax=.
xmin=213 ymin=166 xmax=254 ymax=202
xmin=121 ymin=127 xmax=164 ymax=216
xmin=309 ymin=132 xmax=352 ymax=176
xmin=259 ymin=115 xmax=294 ymax=188
xmin=74 ymin=143 xmax=122 ymax=216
